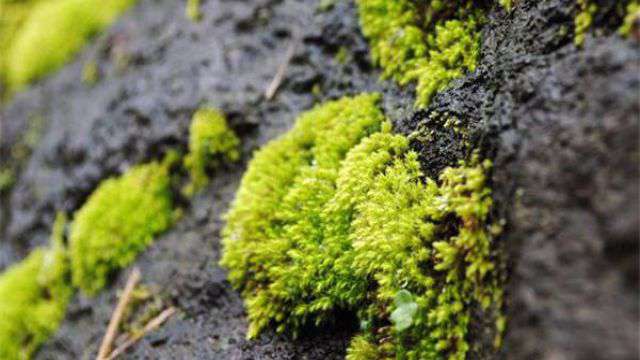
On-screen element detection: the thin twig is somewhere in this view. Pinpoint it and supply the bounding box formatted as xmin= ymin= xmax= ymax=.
xmin=96 ymin=268 xmax=142 ymax=360
xmin=106 ymin=307 xmax=177 ymax=360
xmin=264 ymin=36 xmax=299 ymax=100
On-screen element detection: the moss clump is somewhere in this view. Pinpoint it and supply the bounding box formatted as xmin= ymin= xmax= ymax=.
xmin=499 ymin=0 xmax=513 ymax=11
xmin=620 ymin=1 xmax=640 ymax=37
xmin=0 ymin=213 xmax=72 ymax=359
xmin=0 ymin=167 xmax=15 ymax=193
xmin=183 ymin=108 xmax=240 ymax=195
xmin=221 ymin=94 xmax=384 ymax=307
xmin=4 ymin=0 xmax=136 ymax=92
xmin=0 ymin=0 xmax=41 ymax=97
xmin=186 ymin=0 xmax=202 ymax=22
xmin=355 ymin=0 xmax=483 ymax=108
xmin=69 ymin=160 xmax=174 ymax=295
xmin=82 ymin=60 xmax=100 ymax=85
xmin=574 ymin=0 xmax=597 ymax=45
xmin=221 ymin=94 xmax=503 ymax=358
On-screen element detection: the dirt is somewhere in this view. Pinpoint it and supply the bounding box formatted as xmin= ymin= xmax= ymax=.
xmin=0 ymin=0 xmax=637 ymax=359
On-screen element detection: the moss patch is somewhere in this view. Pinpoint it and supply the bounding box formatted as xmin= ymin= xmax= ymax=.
xmin=1 ymin=0 xmax=136 ymax=95
xmin=186 ymin=0 xmax=202 ymax=22
xmin=69 ymin=160 xmax=174 ymax=295
xmin=575 ymin=0 xmax=597 ymax=45
xmin=499 ymin=0 xmax=513 ymax=11
xmin=221 ymin=94 xmax=503 ymax=358
xmin=620 ymin=1 xmax=640 ymax=37
xmin=81 ymin=60 xmax=100 ymax=85
xmin=0 ymin=0 xmax=42 ymax=97
xmin=183 ymin=108 xmax=240 ymax=196
xmin=0 ymin=214 xmax=72 ymax=359
xmin=355 ymin=0 xmax=484 ymax=108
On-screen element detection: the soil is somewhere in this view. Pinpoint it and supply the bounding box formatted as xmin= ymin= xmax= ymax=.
xmin=0 ymin=0 xmax=637 ymax=359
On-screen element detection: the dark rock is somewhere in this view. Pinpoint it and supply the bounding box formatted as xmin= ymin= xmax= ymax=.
xmin=0 ymin=0 xmax=637 ymax=358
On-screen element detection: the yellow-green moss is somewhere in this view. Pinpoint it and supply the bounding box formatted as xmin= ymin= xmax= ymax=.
xmin=221 ymin=94 xmax=503 ymax=358
xmin=186 ymin=0 xmax=202 ymax=22
xmin=575 ymin=0 xmax=597 ymax=45
xmin=0 ymin=0 xmax=41 ymax=97
xmin=0 ymin=213 xmax=72 ymax=359
xmin=0 ymin=167 xmax=15 ymax=192
xmin=69 ymin=160 xmax=174 ymax=295
xmin=620 ymin=1 xmax=640 ymax=37
xmin=499 ymin=0 xmax=513 ymax=11
xmin=4 ymin=0 xmax=136 ymax=93
xmin=81 ymin=60 xmax=100 ymax=85
xmin=355 ymin=0 xmax=482 ymax=108
xmin=335 ymin=46 xmax=349 ymax=65
xmin=183 ymin=108 xmax=240 ymax=195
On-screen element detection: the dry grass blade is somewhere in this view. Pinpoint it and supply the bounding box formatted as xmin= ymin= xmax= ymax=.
xmin=96 ymin=267 xmax=141 ymax=360
xmin=264 ymin=35 xmax=299 ymax=100
xmin=106 ymin=306 xmax=177 ymax=360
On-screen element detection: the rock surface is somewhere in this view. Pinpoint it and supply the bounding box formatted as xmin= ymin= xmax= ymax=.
xmin=0 ymin=0 xmax=637 ymax=359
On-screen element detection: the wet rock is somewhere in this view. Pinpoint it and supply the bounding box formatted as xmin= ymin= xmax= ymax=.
xmin=0 ymin=0 xmax=637 ymax=358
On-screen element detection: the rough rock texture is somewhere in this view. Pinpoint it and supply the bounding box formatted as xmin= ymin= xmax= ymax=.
xmin=0 ymin=0 xmax=638 ymax=359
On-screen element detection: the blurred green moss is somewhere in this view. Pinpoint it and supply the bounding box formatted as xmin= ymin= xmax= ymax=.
xmin=183 ymin=108 xmax=240 ymax=196
xmin=1 ymin=0 xmax=136 ymax=96
xmin=69 ymin=160 xmax=174 ymax=295
xmin=0 ymin=213 xmax=72 ymax=359
xmin=186 ymin=0 xmax=201 ymax=22
xmin=575 ymin=0 xmax=597 ymax=45
xmin=620 ymin=1 xmax=640 ymax=37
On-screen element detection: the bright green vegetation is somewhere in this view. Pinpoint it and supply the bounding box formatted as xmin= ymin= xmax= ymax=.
xmin=575 ymin=0 xmax=597 ymax=45
xmin=0 ymin=106 xmax=241 ymax=354
xmin=620 ymin=1 xmax=640 ymax=37
xmin=0 ymin=168 xmax=15 ymax=192
xmin=81 ymin=60 xmax=100 ymax=85
xmin=0 ymin=0 xmax=42 ymax=97
xmin=499 ymin=0 xmax=513 ymax=10
xmin=221 ymin=94 xmax=503 ymax=358
xmin=355 ymin=0 xmax=483 ymax=108
xmin=575 ymin=0 xmax=640 ymax=44
xmin=186 ymin=0 xmax=202 ymax=22
xmin=69 ymin=160 xmax=174 ymax=295
xmin=0 ymin=214 xmax=72 ymax=360
xmin=183 ymin=108 xmax=240 ymax=195
xmin=1 ymin=0 xmax=136 ymax=95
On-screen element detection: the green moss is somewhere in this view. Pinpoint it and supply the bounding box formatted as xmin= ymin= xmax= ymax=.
xmin=222 ymin=93 xmax=384 ymax=302
xmin=221 ymin=94 xmax=503 ymax=358
xmin=347 ymin=335 xmax=382 ymax=359
xmin=0 ymin=213 xmax=72 ymax=359
xmin=317 ymin=0 xmax=338 ymax=12
xmin=0 ymin=0 xmax=42 ymax=97
xmin=575 ymin=0 xmax=597 ymax=45
xmin=186 ymin=0 xmax=202 ymax=22
xmin=407 ymin=19 xmax=480 ymax=108
xmin=69 ymin=160 xmax=174 ymax=295
xmin=335 ymin=46 xmax=349 ymax=65
xmin=183 ymin=108 xmax=240 ymax=195
xmin=355 ymin=0 xmax=482 ymax=108
xmin=0 ymin=167 xmax=15 ymax=193
xmin=4 ymin=0 xmax=136 ymax=92
xmin=499 ymin=0 xmax=513 ymax=11
xmin=620 ymin=1 xmax=640 ymax=37
xmin=82 ymin=60 xmax=100 ymax=85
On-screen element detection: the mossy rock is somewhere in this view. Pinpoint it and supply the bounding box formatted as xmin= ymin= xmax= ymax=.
xmin=221 ymin=94 xmax=503 ymax=358
xmin=355 ymin=0 xmax=483 ymax=107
